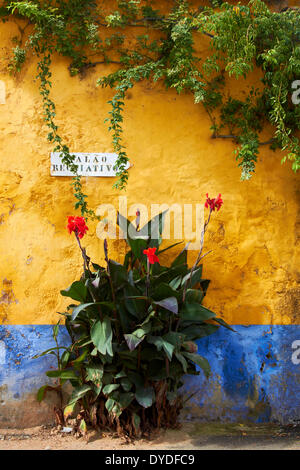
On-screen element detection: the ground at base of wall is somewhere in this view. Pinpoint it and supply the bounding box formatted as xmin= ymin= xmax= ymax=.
xmin=0 ymin=422 xmax=300 ymax=450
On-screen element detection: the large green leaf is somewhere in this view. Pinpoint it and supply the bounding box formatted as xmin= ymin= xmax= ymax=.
xmin=46 ymin=369 xmax=79 ymax=380
xmin=105 ymin=398 xmax=116 ymax=413
xmin=36 ymin=385 xmax=50 ymax=402
xmin=138 ymin=210 xmax=169 ymax=248
xmin=64 ymin=402 xmax=76 ymax=420
xmin=132 ymin=412 xmax=141 ymax=434
xmin=181 ymin=266 xmax=203 ymax=288
xmin=157 ymin=241 xmax=183 ymax=255
xmin=52 ymin=320 xmax=60 ymax=341
xmin=115 ymin=370 xmax=127 ymax=379
xmin=86 ymin=365 xmax=103 ymax=387
xmin=109 ymin=260 xmax=128 ymax=285
xmin=213 ymin=317 xmax=236 ymax=331
xmin=171 ymin=245 xmax=188 ymax=267
xmin=153 ymin=296 xmax=178 ymax=314
xmin=135 ymin=386 xmax=155 ymax=408
xmin=163 ymin=331 xmax=183 ymax=349
xmin=184 ymin=289 xmax=204 ymax=304
xmin=120 ymin=377 xmax=132 ymax=392
xmin=147 ymin=335 xmax=174 ymax=361
xmin=129 ymin=237 xmax=148 ymax=260
xmin=179 ymin=303 xmax=216 ymax=322
xmin=152 ymin=265 xmax=188 ymax=288
xmin=67 ymin=384 xmax=92 ymax=405
xmin=183 ymin=352 xmax=211 ymax=378
xmin=118 ymin=392 xmax=134 ymax=409
xmin=124 ymin=328 xmax=147 ymax=351
xmin=200 ymin=279 xmax=210 ymax=295
xmin=71 ymin=349 xmax=88 ymax=366
xmin=32 ymin=346 xmax=68 ymax=359
xmin=152 ymin=282 xmax=181 ymax=301
xmin=60 ymin=281 xmax=87 ymax=302
xmin=169 ymin=275 xmax=182 ymax=290
xmin=103 ymin=384 xmax=120 ymax=395
xmin=124 ymin=285 xmax=146 ymax=319
xmin=91 ymin=317 xmax=113 ymax=357
xmin=127 ymin=371 xmax=144 ymax=388
xmin=71 ymin=301 xmax=114 ymax=321
xmin=117 ymin=211 xmax=140 ymax=241
xmin=175 ymin=352 xmax=188 ymax=373
xmin=180 ymin=324 xmax=219 ymax=340
xmin=61 ymin=350 xmax=71 ymax=368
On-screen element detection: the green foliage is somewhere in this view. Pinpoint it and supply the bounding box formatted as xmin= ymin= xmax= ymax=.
xmin=36 ymin=210 xmax=232 ymax=436
xmin=2 ymin=0 xmax=299 ymax=212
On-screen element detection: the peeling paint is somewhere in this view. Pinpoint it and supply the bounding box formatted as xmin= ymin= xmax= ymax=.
xmin=183 ymin=325 xmax=300 ymax=424
xmin=0 ymin=279 xmax=18 ymax=305
xmin=0 ymin=325 xmax=299 ymax=426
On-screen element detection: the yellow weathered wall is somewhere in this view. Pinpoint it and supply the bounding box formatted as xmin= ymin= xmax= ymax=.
xmin=0 ymin=18 xmax=299 ymax=327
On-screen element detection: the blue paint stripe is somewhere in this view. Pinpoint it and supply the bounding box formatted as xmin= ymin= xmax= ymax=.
xmin=0 ymin=325 xmax=300 ymax=423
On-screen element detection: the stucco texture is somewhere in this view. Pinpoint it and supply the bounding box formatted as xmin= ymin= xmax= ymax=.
xmin=0 ymin=18 xmax=299 ymax=327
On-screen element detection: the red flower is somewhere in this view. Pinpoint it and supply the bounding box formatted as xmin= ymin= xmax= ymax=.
xmin=67 ymin=216 xmax=88 ymax=239
xmin=205 ymin=193 xmax=223 ymax=212
xmin=143 ymin=247 xmax=160 ymax=265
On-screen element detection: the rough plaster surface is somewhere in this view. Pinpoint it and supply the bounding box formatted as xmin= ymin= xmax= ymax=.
xmin=0 ymin=12 xmax=299 ymax=426
xmin=0 ymin=19 xmax=299 ymax=326
xmin=0 ymin=325 xmax=299 ymax=427
xmin=0 ymin=325 xmax=69 ymax=427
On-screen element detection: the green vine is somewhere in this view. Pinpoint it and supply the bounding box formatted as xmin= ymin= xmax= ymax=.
xmin=1 ymin=0 xmax=299 ymax=214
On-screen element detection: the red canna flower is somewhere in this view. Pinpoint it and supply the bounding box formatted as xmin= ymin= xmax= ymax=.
xmin=67 ymin=216 xmax=88 ymax=239
xmin=143 ymin=247 xmax=160 ymax=265
xmin=205 ymin=193 xmax=223 ymax=212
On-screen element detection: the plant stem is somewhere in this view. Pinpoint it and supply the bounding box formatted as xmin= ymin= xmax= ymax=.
xmin=182 ymin=208 xmax=212 ymax=302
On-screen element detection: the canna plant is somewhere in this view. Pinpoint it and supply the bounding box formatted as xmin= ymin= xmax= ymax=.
xmin=36 ymin=194 xmax=232 ymax=438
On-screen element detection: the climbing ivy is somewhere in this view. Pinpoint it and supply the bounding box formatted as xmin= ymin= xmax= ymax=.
xmin=1 ymin=0 xmax=299 ymax=214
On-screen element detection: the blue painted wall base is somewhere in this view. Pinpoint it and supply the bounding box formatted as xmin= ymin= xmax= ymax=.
xmin=0 ymin=325 xmax=299 ymax=426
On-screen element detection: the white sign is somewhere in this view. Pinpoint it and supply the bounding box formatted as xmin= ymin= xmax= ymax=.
xmin=50 ymin=152 xmax=130 ymax=177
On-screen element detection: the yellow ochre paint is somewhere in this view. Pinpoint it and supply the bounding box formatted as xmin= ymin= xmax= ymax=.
xmin=0 ymin=19 xmax=298 ymax=326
